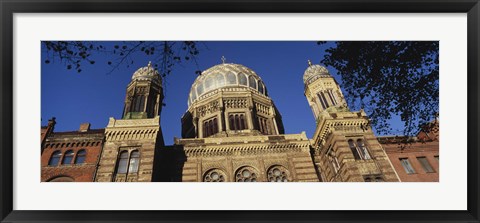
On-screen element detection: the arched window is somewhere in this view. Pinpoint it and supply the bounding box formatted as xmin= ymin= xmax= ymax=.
xmin=238 ymin=73 xmax=248 ymax=86
xmin=212 ymin=118 xmax=218 ymax=134
xmin=62 ymin=150 xmax=74 ymax=165
xmin=229 ymin=115 xmax=235 ymax=130
xmin=214 ymin=73 xmax=225 ymax=87
xmin=235 ymin=166 xmax=258 ymax=182
xmin=356 ymin=139 xmax=371 ymax=160
xmin=226 ymin=72 xmax=236 ymax=85
xmin=267 ymin=165 xmax=289 ymax=182
xmin=327 ymin=89 xmax=337 ymax=105
xmin=239 ymin=115 xmax=245 ymax=130
xmin=348 ymin=139 xmax=361 ymax=160
xmin=197 ymin=83 xmax=204 ymax=95
xmin=128 ymin=150 xmax=140 ymax=173
xmin=248 ymin=76 xmax=257 ymax=89
xmin=203 ymin=169 xmax=226 ymax=182
xmin=48 ymin=150 xmax=62 ymax=166
xmin=116 ymin=151 xmax=129 ymax=174
xmin=258 ymin=81 xmax=265 ymax=94
xmin=204 ymin=76 xmax=215 ymax=92
xmin=74 ymin=149 xmax=86 ymax=164
xmin=235 ymin=115 xmax=241 ymax=130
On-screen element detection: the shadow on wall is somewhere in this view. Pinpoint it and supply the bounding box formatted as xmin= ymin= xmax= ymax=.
xmin=152 ymin=145 xmax=187 ymax=182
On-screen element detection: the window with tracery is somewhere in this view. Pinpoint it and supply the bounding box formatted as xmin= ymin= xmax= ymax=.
xmin=267 ymin=166 xmax=289 ymax=182
xmin=116 ymin=150 xmax=141 ymax=175
xmin=229 ymin=113 xmax=247 ymax=131
xmin=348 ymin=139 xmax=371 ymax=160
xmin=235 ymin=167 xmax=258 ymax=182
xmin=203 ymin=117 xmax=218 ymax=137
xmin=203 ymin=169 xmax=226 ymax=182
xmin=356 ymin=139 xmax=371 ymax=160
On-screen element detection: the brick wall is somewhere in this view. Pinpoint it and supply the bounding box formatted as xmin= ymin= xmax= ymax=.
xmin=41 ymin=127 xmax=104 ymax=182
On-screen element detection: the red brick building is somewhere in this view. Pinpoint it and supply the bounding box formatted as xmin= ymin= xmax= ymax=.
xmin=380 ymin=121 xmax=439 ymax=182
xmin=41 ymin=121 xmax=105 ymax=182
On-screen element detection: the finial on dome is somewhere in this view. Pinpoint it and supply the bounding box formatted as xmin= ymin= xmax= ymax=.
xmin=308 ymin=60 xmax=312 ymax=67
xmin=147 ymin=61 xmax=152 ymax=67
xmin=221 ymin=56 xmax=226 ymax=64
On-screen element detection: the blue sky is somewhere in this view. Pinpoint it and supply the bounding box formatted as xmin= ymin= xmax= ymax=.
xmin=41 ymin=41 xmax=402 ymax=145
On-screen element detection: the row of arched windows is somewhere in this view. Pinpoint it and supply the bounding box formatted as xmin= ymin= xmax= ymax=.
xmin=115 ymin=150 xmax=140 ymax=175
xmin=317 ymin=90 xmax=338 ymax=110
xmin=348 ymin=139 xmax=371 ymax=160
xmin=48 ymin=149 xmax=86 ymax=166
xmin=203 ymin=117 xmax=219 ymax=137
xmin=203 ymin=165 xmax=289 ymax=182
xmin=189 ymin=72 xmax=267 ymax=105
xmin=229 ymin=113 xmax=247 ymax=131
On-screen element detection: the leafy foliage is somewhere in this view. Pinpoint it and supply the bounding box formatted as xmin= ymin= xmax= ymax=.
xmin=42 ymin=41 xmax=201 ymax=77
xmin=319 ymin=41 xmax=439 ymax=136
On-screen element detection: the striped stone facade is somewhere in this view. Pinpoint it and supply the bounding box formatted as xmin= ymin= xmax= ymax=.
xmin=174 ymin=133 xmax=319 ymax=182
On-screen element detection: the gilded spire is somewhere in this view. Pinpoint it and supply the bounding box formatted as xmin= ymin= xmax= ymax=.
xmin=308 ymin=59 xmax=312 ymax=67
xmin=221 ymin=56 xmax=226 ymax=64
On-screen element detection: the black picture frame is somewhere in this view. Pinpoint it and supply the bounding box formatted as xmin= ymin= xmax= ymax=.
xmin=1 ymin=0 xmax=479 ymax=222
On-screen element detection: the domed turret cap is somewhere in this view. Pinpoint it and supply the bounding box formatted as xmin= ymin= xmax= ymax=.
xmin=131 ymin=61 xmax=162 ymax=84
xmin=303 ymin=60 xmax=330 ymax=85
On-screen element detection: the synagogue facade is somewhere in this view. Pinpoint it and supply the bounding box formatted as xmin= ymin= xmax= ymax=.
xmin=41 ymin=60 xmax=439 ymax=182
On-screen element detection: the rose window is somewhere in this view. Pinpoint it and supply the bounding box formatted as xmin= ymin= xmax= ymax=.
xmin=235 ymin=167 xmax=258 ymax=182
xmin=267 ymin=166 xmax=289 ymax=182
xmin=203 ymin=169 xmax=226 ymax=182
